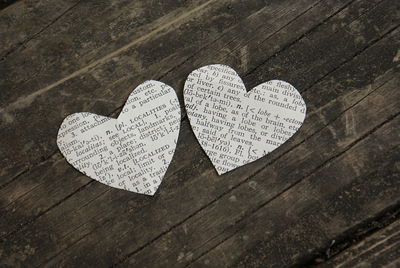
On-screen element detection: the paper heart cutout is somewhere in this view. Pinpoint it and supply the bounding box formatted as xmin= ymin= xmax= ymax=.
xmin=184 ymin=64 xmax=306 ymax=175
xmin=57 ymin=80 xmax=181 ymax=195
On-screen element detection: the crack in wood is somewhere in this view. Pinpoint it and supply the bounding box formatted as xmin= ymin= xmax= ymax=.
xmin=0 ymin=180 xmax=92 ymax=240
xmin=301 ymin=23 xmax=400 ymax=95
xmin=0 ymin=0 xmax=83 ymax=60
xmin=242 ymin=0 xmax=359 ymax=81
xmin=304 ymin=203 xmax=400 ymax=267
xmin=42 ymin=217 xmax=114 ymax=266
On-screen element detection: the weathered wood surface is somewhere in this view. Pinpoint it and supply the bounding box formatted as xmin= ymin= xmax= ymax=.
xmin=324 ymin=218 xmax=400 ymax=267
xmin=0 ymin=0 xmax=399 ymax=267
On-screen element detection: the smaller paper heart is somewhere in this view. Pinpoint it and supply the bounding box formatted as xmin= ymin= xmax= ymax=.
xmin=184 ymin=64 xmax=306 ymax=175
xmin=57 ymin=80 xmax=181 ymax=195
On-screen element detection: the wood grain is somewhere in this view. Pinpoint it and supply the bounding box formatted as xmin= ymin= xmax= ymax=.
xmin=0 ymin=0 xmax=399 ymax=267
xmin=324 ymin=219 xmax=400 ymax=267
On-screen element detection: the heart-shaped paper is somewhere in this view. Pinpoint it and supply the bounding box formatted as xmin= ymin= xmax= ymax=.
xmin=57 ymin=80 xmax=180 ymax=195
xmin=184 ymin=64 xmax=306 ymax=175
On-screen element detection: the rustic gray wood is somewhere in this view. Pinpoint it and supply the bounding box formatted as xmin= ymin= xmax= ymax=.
xmin=0 ymin=0 xmax=399 ymax=267
xmin=324 ymin=219 xmax=400 ymax=267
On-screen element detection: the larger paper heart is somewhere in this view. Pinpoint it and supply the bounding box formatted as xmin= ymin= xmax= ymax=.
xmin=184 ymin=64 xmax=306 ymax=175
xmin=57 ymin=80 xmax=180 ymax=195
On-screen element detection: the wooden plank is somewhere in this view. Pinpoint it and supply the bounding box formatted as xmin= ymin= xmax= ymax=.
xmin=324 ymin=219 xmax=400 ymax=267
xmin=1 ymin=1 xmax=398 ymax=267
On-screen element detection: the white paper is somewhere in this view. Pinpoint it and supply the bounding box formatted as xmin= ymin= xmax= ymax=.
xmin=184 ymin=64 xmax=306 ymax=175
xmin=57 ymin=80 xmax=181 ymax=195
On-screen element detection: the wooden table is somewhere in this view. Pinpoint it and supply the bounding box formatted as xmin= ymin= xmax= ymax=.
xmin=1 ymin=0 xmax=399 ymax=267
